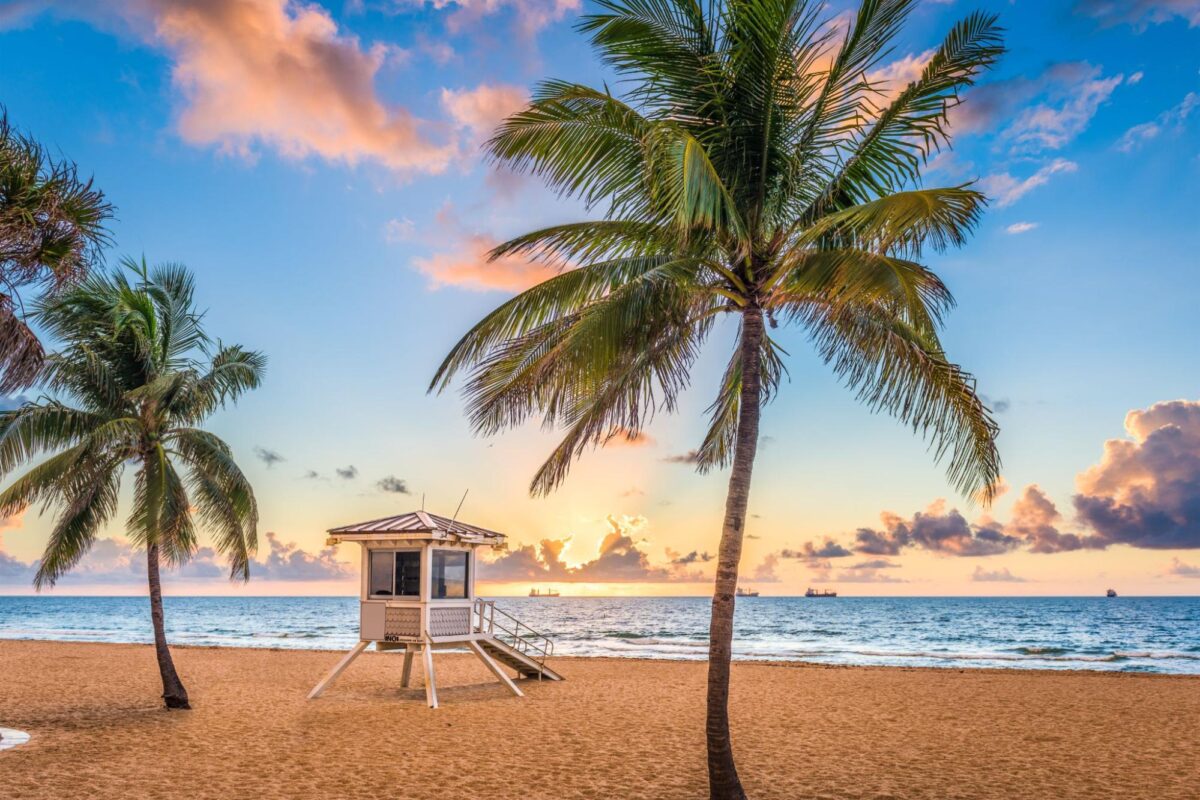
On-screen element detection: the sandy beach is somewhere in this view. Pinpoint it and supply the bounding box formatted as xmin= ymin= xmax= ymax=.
xmin=0 ymin=641 xmax=1196 ymax=799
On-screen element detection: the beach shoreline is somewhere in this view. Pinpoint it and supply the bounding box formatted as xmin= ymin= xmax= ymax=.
xmin=3 ymin=640 xmax=1197 ymax=799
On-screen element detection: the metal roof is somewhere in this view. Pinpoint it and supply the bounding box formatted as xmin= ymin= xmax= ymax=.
xmin=327 ymin=511 xmax=506 ymax=541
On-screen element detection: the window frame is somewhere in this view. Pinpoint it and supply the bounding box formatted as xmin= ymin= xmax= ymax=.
xmin=366 ymin=547 xmax=423 ymax=599
xmin=430 ymin=547 xmax=470 ymax=601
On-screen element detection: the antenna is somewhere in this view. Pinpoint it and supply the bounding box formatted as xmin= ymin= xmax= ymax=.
xmin=448 ymin=489 xmax=469 ymax=530
xmin=421 ymin=492 xmax=425 ymax=512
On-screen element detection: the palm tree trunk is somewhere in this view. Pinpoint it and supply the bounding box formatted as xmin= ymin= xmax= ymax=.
xmin=147 ymin=543 xmax=190 ymax=709
xmin=706 ymin=306 xmax=765 ymax=800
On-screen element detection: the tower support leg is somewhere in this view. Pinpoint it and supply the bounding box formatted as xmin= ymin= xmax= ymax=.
xmin=308 ymin=640 xmax=370 ymax=699
xmin=401 ymin=647 xmax=415 ymax=688
xmin=422 ymin=644 xmax=438 ymax=709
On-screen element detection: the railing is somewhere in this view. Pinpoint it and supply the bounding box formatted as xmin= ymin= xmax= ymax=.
xmin=472 ymin=599 xmax=555 ymax=671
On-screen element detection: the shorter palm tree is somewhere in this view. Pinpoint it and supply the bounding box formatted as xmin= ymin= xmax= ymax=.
xmin=0 ymin=258 xmax=265 ymax=708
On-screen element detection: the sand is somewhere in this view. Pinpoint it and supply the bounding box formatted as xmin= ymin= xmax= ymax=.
xmin=1 ymin=640 xmax=1197 ymax=800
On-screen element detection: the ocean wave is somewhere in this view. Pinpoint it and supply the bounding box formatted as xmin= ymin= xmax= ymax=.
xmin=1014 ymin=646 xmax=1071 ymax=656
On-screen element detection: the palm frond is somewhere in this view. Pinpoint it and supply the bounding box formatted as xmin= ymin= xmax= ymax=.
xmin=791 ymin=297 xmax=1001 ymax=499
xmin=32 ymin=462 xmax=122 ymax=589
xmin=805 ymin=11 xmax=1004 ymax=211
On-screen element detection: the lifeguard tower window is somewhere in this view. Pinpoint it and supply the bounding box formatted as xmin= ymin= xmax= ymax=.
xmin=432 ymin=550 xmax=468 ymax=599
xmin=368 ymin=550 xmax=421 ymax=597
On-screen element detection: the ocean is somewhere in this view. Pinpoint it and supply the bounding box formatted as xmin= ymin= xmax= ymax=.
xmin=1 ymin=595 xmax=1198 ymax=674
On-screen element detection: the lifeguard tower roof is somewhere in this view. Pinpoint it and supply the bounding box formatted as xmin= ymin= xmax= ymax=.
xmin=328 ymin=511 xmax=505 ymax=544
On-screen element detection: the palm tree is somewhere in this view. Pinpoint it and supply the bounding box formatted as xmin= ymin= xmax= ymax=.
xmin=0 ymin=258 xmax=265 ymax=709
xmin=430 ymin=0 xmax=1003 ymax=796
xmin=1 ymin=110 xmax=113 ymax=393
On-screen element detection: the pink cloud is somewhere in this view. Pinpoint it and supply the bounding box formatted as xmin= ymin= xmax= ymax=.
xmin=479 ymin=515 xmax=707 ymax=582
xmin=15 ymin=0 xmax=489 ymax=173
xmin=441 ymin=83 xmax=528 ymax=142
xmin=146 ymin=0 xmax=457 ymax=171
xmin=410 ymin=203 xmax=558 ymax=292
xmin=867 ymin=48 xmax=936 ymax=105
xmin=433 ymin=0 xmax=582 ymax=39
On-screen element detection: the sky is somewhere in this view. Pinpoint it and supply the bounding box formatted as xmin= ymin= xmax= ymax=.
xmin=0 ymin=0 xmax=1198 ymax=597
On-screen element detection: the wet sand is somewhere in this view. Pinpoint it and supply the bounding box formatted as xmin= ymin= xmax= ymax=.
xmin=1 ymin=640 xmax=1197 ymax=799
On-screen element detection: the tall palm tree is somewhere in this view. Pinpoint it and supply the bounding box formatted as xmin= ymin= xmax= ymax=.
xmin=1 ymin=110 xmax=113 ymax=393
xmin=430 ymin=0 xmax=1003 ymax=796
xmin=0 ymin=258 xmax=264 ymax=709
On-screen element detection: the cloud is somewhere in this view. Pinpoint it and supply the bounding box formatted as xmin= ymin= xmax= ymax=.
xmin=377 ymin=475 xmax=410 ymax=494
xmin=1075 ymin=0 xmax=1200 ymax=28
xmin=0 ymin=526 xmax=354 ymax=585
xmin=1006 ymin=484 xmax=1103 ymax=553
xmin=751 ymin=554 xmax=780 ymax=583
xmin=1003 ymin=69 xmax=1125 ymax=152
xmin=834 ymin=567 xmax=905 ymax=583
xmin=440 ymin=83 xmax=527 ymax=143
xmin=826 ymin=399 xmax=1200 ymax=558
xmin=383 ymin=218 xmax=415 ymax=243
xmin=335 ymin=465 xmax=359 ymax=480
xmin=604 ymin=429 xmax=655 ymax=448
xmin=667 ymin=549 xmax=712 ymax=566
xmin=384 ymin=0 xmax=581 ymax=40
xmin=301 ymin=469 xmax=323 ymax=480
xmin=253 ymin=531 xmax=355 ymax=580
xmin=1073 ymin=399 xmax=1200 ymax=549
xmin=479 ymin=515 xmax=707 ymax=582
xmin=411 ymin=203 xmax=557 ymax=292
xmin=848 ymin=559 xmax=899 ymax=570
xmin=853 ymin=500 xmax=1021 ymax=557
xmin=950 ymin=62 xmax=1116 ymax=144
xmin=662 ymin=450 xmax=702 ymax=465
xmin=781 ymin=539 xmax=854 ymax=561
xmin=1116 ymin=92 xmax=1199 ymax=152
xmin=0 ymin=512 xmax=31 ymax=580
xmin=1005 ymin=222 xmax=1038 ymax=235
xmin=981 ymin=395 xmax=1011 ymax=414
xmin=253 ymin=446 xmax=285 ymax=468
xmin=980 ymin=159 xmax=1078 ymax=207
xmin=867 ymin=48 xmax=936 ymax=105
xmin=55 ymin=0 xmax=460 ymax=173
xmin=1165 ymin=558 xmax=1200 ymax=578
xmin=971 ymin=566 xmax=1027 ymax=582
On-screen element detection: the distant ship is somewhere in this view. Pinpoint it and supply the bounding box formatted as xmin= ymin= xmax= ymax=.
xmin=1106 ymin=588 xmax=1118 ymax=598
xmin=528 ymin=588 xmax=560 ymax=597
xmin=735 ymin=587 xmax=759 ymax=597
xmin=805 ymin=588 xmax=838 ymax=598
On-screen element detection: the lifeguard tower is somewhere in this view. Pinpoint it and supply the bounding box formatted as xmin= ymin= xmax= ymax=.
xmin=307 ymin=510 xmax=562 ymax=707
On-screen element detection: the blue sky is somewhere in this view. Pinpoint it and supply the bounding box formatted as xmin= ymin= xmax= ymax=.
xmin=0 ymin=0 xmax=1198 ymax=595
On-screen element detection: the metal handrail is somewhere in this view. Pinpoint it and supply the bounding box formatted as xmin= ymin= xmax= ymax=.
xmin=472 ymin=599 xmax=555 ymax=667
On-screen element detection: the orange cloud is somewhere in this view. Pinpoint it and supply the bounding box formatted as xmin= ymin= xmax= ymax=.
xmin=410 ymin=203 xmax=558 ymax=291
xmin=604 ymin=429 xmax=655 ymax=448
xmin=141 ymin=0 xmax=456 ymax=171
xmin=867 ymin=48 xmax=935 ymax=106
xmin=479 ymin=514 xmax=707 ymax=582
xmin=441 ymin=83 xmax=528 ymax=142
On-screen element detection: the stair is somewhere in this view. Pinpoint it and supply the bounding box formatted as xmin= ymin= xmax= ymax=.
xmin=480 ymin=636 xmax=564 ymax=681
